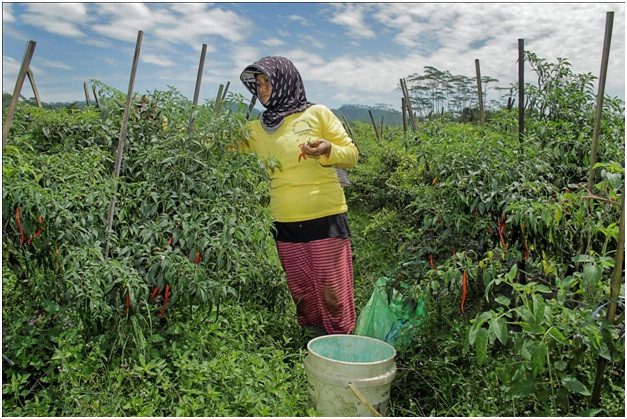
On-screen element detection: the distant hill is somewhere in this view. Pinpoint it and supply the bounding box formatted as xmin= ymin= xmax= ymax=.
xmin=331 ymin=104 xmax=403 ymax=126
xmin=3 ymin=93 xmax=404 ymax=127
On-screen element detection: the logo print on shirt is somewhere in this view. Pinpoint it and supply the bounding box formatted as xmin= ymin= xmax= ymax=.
xmin=292 ymin=120 xmax=313 ymax=138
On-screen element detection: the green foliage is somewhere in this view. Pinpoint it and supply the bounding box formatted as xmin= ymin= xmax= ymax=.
xmin=3 ymin=51 xmax=624 ymax=416
xmin=345 ymin=53 xmax=624 ymax=416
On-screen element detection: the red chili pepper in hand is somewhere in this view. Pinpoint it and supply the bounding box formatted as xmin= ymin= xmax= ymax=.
xmin=298 ymin=140 xmax=323 ymax=162
xmin=159 ymin=285 xmax=170 ymax=317
xmin=461 ymin=270 xmax=467 ymax=313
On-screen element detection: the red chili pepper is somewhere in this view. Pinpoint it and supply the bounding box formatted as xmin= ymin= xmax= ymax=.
xmin=297 ymin=141 xmax=322 ymax=162
xmin=33 ymin=216 xmax=44 ymax=238
xmin=429 ymin=255 xmax=436 ymax=270
xmin=194 ymin=252 xmax=201 ymax=264
xmin=461 ymin=270 xmax=467 ymax=313
xmin=498 ymin=215 xmax=507 ymax=249
xmin=16 ymin=208 xmax=25 ymax=245
xmin=150 ymin=286 xmax=160 ymax=300
xmin=168 ymin=236 xmax=173 ymax=245
xmin=122 ymin=294 xmax=131 ymax=316
xmin=159 ymin=285 xmax=170 ymax=317
xmin=28 ymin=215 xmax=44 ymax=244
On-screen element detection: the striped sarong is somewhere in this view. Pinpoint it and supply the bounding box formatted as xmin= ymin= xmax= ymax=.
xmin=276 ymin=238 xmax=356 ymax=334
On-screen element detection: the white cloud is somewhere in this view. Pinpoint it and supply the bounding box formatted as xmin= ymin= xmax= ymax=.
xmin=92 ymin=3 xmax=157 ymax=41
xmin=262 ymin=38 xmax=285 ymax=47
xmin=38 ymin=58 xmax=73 ymax=71
xmin=153 ymin=4 xmax=251 ymax=46
xmin=21 ymin=3 xmax=89 ymax=38
xmin=2 ymin=56 xmax=21 ymax=78
xmin=328 ymin=4 xmax=376 ymax=39
xmin=142 ymin=53 xmax=175 ymax=67
xmin=3 ymin=3 xmax=15 ymax=23
xmin=288 ymin=15 xmax=310 ymax=26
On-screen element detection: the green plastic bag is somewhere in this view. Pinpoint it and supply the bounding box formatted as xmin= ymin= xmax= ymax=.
xmin=353 ymin=277 xmax=427 ymax=349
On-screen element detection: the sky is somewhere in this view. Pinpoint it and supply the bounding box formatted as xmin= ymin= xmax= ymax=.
xmin=2 ymin=1 xmax=625 ymax=112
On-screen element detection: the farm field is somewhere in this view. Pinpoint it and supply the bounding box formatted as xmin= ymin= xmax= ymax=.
xmin=2 ymin=55 xmax=625 ymax=416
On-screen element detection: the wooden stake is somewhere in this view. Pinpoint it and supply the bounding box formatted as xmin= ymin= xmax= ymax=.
xmin=368 ymin=110 xmax=381 ymax=141
xmin=475 ymin=59 xmax=485 ymax=125
xmin=2 ymin=40 xmax=37 ymax=148
xmin=104 ymin=30 xmax=143 ymax=259
xmin=246 ymin=95 xmax=257 ymax=120
xmin=26 ymin=68 xmax=42 ymax=107
xmin=587 ymin=11 xmax=614 ymax=191
xmin=400 ymin=78 xmax=417 ymax=131
xmin=341 ymin=115 xmax=357 ymax=149
xmin=221 ymin=81 xmax=230 ymax=101
xmin=401 ymin=97 xmax=408 ymax=132
xmin=517 ymin=39 xmax=525 ymax=153
xmin=83 ymin=82 xmax=91 ymax=107
xmin=187 ymin=43 xmax=208 ymax=136
xmin=589 ymin=11 xmax=618 ymax=406
xmin=92 ymin=85 xmax=100 ymax=108
xmin=215 ymin=84 xmax=224 ymax=115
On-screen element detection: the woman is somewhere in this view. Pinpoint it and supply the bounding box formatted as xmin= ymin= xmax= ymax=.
xmin=240 ymin=56 xmax=359 ymax=336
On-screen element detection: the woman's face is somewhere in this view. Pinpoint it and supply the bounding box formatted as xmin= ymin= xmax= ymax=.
xmin=255 ymin=73 xmax=272 ymax=105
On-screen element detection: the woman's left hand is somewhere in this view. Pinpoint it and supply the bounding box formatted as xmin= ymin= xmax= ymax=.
xmin=300 ymin=139 xmax=331 ymax=158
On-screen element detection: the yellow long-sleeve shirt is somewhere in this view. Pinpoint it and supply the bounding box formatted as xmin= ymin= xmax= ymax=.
xmin=244 ymin=104 xmax=359 ymax=222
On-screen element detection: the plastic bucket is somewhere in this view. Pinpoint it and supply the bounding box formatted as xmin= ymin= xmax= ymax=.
xmin=305 ymin=334 xmax=397 ymax=416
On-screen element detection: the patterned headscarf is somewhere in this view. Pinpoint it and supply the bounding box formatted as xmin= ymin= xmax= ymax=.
xmin=240 ymin=56 xmax=313 ymax=133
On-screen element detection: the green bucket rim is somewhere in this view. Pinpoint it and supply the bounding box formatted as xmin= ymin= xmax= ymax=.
xmin=307 ymin=334 xmax=396 ymax=366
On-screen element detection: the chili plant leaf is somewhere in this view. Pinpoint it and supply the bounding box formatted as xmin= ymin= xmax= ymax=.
xmin=548 ymin=327 xmax=569 ymax=345
xmin=488 ymin=317 xmax=508 ymax=345
xmin=474 ymin=327 xmax=488 ymax=365
xmin=530 ymin=341 xmax=547 ymax=377
xmin=562 ymin=376 xmax=591 ymax=396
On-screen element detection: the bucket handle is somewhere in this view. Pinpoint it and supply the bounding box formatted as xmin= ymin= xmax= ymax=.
xmin=348 ymin=382 xmax=382 ymax=417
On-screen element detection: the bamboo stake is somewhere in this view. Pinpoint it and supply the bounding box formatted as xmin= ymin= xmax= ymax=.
xmin=591 ymin=191 xmax=624 ymax=405
xmin=341 ymin=116 xmax=354 ymax=138
xmin=475 ymin=59 xmax=485 ymax=125
xmin=400 ymin=78 xmax=417 ymax=131
xmin=104 ymin=30 xmax=143 ymax=259
xmin=2 ymin=40 xmax=37 ymax=148
xmin=577 ymin=12 xmax=615 ymax=263
xmin=215 ymin=84 xmax=224 ymax=115
xmin=83 ymin=82 xmax=91 ymax=107
xmin=401 ymin=97 xmax=408 ymax=133
xmin=187 ymin=43 xmax=208 ymax=136
xmin=368 ymin=110 xmax=381 ymax=141
xmin=587 ymin=11 xmax=614 ymax=191
xmin=246 ymin=95 xmax=257 ymax=120
xmin=589 ymin=12 xmax=618 ymax=406
xmin=26 ymin=68 xmax=42 ymax=107
xmin=92 ymin=85 xmax=100 ymax=108
xmin=518 ymin=39 xmax=525 ymax=153
xmin=221 ymin=81 xmax=230 ymax=101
